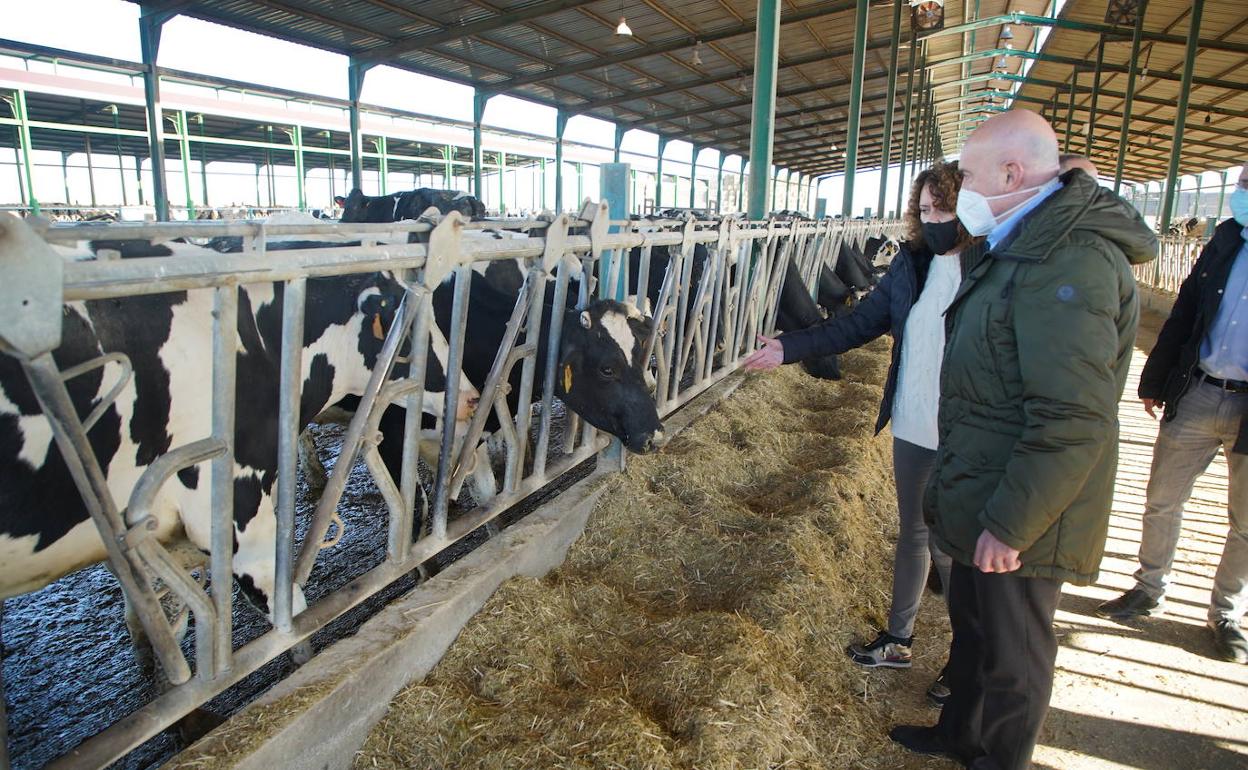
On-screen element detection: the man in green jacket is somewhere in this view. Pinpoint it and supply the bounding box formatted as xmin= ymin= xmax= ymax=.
xmin=888 ymin=110 xmax=1158 ymax=770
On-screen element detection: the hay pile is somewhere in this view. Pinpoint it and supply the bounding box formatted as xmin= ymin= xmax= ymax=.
xmin=355 ymin=338 xmax=946 ymax=769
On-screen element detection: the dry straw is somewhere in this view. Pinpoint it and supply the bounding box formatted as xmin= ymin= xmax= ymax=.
xmin=354 ymin=338 xmax=948 ymax=769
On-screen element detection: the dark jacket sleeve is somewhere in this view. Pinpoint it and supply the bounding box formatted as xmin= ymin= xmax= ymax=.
xmin=777 ymin=253 xmax=902 ymax=363
xmin=1137 ymin=242 xmax=1209 ymax=400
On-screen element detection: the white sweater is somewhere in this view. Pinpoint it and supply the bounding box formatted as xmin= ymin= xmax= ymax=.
xmin=891 ymin=252 xmax=962 ymax=450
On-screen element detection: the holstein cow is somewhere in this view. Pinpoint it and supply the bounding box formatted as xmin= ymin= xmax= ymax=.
xmin=336 ymin=188 xmax=486 ymax=223
xmin=0 ymin=226 xmax=420 ymax=655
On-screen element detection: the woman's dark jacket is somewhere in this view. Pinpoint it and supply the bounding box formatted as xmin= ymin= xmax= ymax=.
xmin=777 ymin=241 xmax=977 ymax=435
xmin=1139 ymin=216 xmax=1248 ymax=454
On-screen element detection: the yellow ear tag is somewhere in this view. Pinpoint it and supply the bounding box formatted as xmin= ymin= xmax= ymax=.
xmin=563 ymin=364 xmax=573 ymax=392
xmin=372 ymin=313 xmax=384 ymax=341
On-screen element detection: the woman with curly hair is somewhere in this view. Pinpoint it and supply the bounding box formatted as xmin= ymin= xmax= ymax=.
xmin=744 ymin=161 xmax=980 ymax=704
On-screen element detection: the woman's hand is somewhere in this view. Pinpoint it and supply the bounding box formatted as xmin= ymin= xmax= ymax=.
xmin=743 ymin=335 xmax=785 ymax=371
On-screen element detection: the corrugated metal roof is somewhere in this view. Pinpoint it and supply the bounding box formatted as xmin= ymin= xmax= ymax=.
xmin=125 ymin=0 xmax=1245 ymax=180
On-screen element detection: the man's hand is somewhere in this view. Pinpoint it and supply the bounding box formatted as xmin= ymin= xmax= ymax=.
xmin=743 ymin=334 xmax=785 ymax=371
xmin=1142 ymin=398 xmax=1160 ymax=419
xmin=974 ymin=529 xmax=1022 ymax=573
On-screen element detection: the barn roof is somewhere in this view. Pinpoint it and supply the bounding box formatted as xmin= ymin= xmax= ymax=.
xmin=105 ymin=0 xmax=1248 ymax=183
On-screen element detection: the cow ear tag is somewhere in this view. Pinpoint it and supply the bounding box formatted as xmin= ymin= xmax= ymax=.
xmin=372 ymin=313 xmax=384 ymax=340
xmin=563 ymin=364 xmax=573 ymax=392
xmin=579 ymin=310 xmax=592 ymax=329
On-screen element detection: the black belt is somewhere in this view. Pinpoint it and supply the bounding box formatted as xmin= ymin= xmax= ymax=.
xmin=1199 ymin=371 xmax=1248 ymax=393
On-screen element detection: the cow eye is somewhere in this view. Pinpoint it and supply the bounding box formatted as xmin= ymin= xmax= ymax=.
xmin=599 ymin=365 xmax=615 ymax=378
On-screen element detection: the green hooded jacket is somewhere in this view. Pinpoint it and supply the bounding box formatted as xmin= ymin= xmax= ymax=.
xmin=924 ymin=170 xmax=1159 ymax=586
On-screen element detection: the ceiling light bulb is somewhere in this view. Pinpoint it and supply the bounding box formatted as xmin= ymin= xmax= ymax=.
xmin=1000 ymin=24 xmax=1014 ymax=40
xmin=615 ymin=16 xmax=633 ymax=36
xmin=691 ymin=41 xmax=703 ymax=66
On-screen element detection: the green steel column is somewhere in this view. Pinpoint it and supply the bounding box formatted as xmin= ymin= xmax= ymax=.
xmin=716 ymin=153 xmax=726 ymax=213
xmin=540 ymin=157 xmax=548 ymax=210
xmin=374 ymin=136 xmax=388 ymax=195
xmin=1192 ymin=173 xmax=1202 ymax=217
xmin=1160 ymin=0 xmax=1204 ymax=232
xmin=738 ymin=157 xmax=746 ymax=212
xmin=576 ymin=161 xmax=583 ymax=207
xmin=473 ymin=90 xmax=489 ymax=199
xmin=878 ymin=0 xmax=904 ymax=217
xmin=843 ymin=0 xmax=870 ymax=217
xmin=264 ymin=125 xmax=276 ymax=205
xmin=61 ymin=153 xmax=71 ymax=206
xmin=292 ymin=124 xmax=305 ymax=211
xmin=1063 ymin=68 xmax=1079 ymax=153
xmin=13 ymin=90 xmax=38 ymax=215
xmin=326 ymin=132 xmax=337 ymax=201
xmin=555 ymin=109 xmax=569 ymax=212
xmin=176 ymin=110 xmax=194 ymax=216
xmin=1085 ymin=36 xmax=1105 ymax=154
xmin=896 ymin=39 xmax=918 ymax=216
xmin=347 ymin=60 xmax=371 ymax=192
xmin=83 ymin=135 xmax=97 ymax=207
xmin=690 ymin=145 xmax=701 ymax=208
xmin=1216 ymin=169 xmax=1228 ymax=216
xmin=197 ymin=114 xmax=210 ymax=207
xmin=772 ymin=169 xmax=781 ymax=211
xmin=499 ymin=150 xmax=507 ymax=213
xmin=1113 ymin=0 xmax=1150 ymax=194
xmin=443 ymin=144 xmax=453 ymax=188
xmin=139 ymin=13 xmax=168 ymax=219
xmin=655 ymin=135 xmax=669 ymax=210
xmin=614 ymin=124 xmax=626 ymax=163
xmin=747 ymin=0 xmax=781 ymax=219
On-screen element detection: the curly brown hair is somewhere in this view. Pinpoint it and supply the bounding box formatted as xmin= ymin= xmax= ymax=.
xmin=904 ymin=161 xmax=975 ymax=254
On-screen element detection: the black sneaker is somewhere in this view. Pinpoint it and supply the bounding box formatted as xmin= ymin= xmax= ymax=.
xmin=926 ymin=671 xmax=951 ymax=707
xmin=1095 ymin=588 xmax=1164 ymax=620
xmin=888 ymin=725 xmax=965 ymax=763
xmin=847 ymin=630 xmax=913 ymax=668
xmin=1211 ymin=619 xmax=1248 ymax=664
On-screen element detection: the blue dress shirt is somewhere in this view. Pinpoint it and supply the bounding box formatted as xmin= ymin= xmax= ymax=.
xmin=1200 ymin=225 xmax=1248 ymax=382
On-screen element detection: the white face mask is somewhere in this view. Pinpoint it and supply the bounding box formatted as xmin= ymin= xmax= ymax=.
xmin=956 ymin=181 xmax=1052 ymax=237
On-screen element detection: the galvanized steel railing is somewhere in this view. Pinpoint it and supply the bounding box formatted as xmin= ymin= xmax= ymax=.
xmin=1134 ymin=232 xmax=1208 ymax=294
xmin=0 ymin=207 xmax=901 ymax=769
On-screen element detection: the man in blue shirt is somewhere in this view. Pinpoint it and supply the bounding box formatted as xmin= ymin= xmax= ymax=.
xmin=1097 ymin=161 xmax=1248 ymax=666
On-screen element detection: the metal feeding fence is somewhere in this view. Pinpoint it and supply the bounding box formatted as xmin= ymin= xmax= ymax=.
xmin=0 ymin=206 xmax=901 ymax=769
xmin=1134 ymin=231 xmax=1209 ymax=294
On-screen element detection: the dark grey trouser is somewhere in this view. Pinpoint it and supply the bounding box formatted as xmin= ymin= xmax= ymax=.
xmin=889 ymin=437 xmax=954 ymax=639
xmin=1133 ymin=378 xmax=1248 ymax=624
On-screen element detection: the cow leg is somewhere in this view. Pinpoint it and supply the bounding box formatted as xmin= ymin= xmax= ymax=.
xmin=299 ymin=427 xmax=329 ymax=494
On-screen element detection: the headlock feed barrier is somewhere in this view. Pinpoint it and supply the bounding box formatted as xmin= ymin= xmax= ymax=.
xmin=1133 ymin=231 xmax=1211 ymax=294
xmin=0 ymin=204 xmax=903 ymax=769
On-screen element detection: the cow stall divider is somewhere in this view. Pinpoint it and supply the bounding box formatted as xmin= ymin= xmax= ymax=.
xmin=0 ymin=207 xmax=901 ymax=769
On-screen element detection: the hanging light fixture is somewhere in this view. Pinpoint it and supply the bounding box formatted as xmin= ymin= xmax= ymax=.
xmin=615 ymin=0 xmax=633 ymax=36
xmin=691 ymin=40 xmax=703 ymax=66
xmin=1000 ymin=24 xmax=1014 ymax=40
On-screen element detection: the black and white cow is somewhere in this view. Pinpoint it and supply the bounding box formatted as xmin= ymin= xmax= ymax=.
xmin=335 ymin=188 xmax=486 ymax=223
xmin=0 ymin=233 xmax=419 ymax=627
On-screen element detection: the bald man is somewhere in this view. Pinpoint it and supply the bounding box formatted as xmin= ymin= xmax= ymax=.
xmin=1059 ymin=153 xmax=1100 ymax=180
xmin=889 ymin=110 xmax=1158 ymax=769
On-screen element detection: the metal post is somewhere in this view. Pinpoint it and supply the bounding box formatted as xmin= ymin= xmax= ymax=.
xmin=614 ymin=124 xmax=626 ymax=163
xmin=139 ymin=12 xmax=168 ymax=220
xmin=61 ymin=152 xmax=72 ymax=206
xmin=292 ymin=124 xmax=305 ymax=211
xmin=177 ymin=111 xmax=194 ymax=216
xmin=84 ymin=135 xmax=97 ymax=207
xmin=690 ymin=145 xmax=701 ymax=208
xmin=264 ymin=125 xmax=275 ymax=205
xmin=576 ymin=161 xmax=583 ymax=206
xmin=499 ymin=150 xmax=507 ymax=213
xmin=540 ymin=157 xmax=548 ymax=210
xmin=843 ymin=0 xmax=870 ymax=217
xmin=1113 ymin=0 xmax=1150 ymax=194
xmin=443 ymin=144 xmax=453 ymax=188
xmin=772 ymin=170 xmax=780 ymax=211
xmin=1160 ymin=0 xmax=1204 ymax=233
xmin=748 ymin=0 xmax=781 ymax=219
xmin=878 ymin=0 xmax=904 ymax=218
xmin=1063 ymin=68 xmax=1079 ymax=153
xmin=474 ymin=91 xmax=488 ymax=199
xmin=376 ymin=136 xmax=389 ymax=195
xmin=109 ymin=105 xmax=128 ymax=206
xmin=1192 ymin=173 xmax=1202 ymax=217
xmin=326 ymin=131 xmax=336 ymax=201
xmin=896 ymin=38 xmax=918 ymax=216
xmin=348 ymin=60 xmax=370 ymax=192
xmin=196 ymin=114 xmax=210 ymax=208
xmin=554 ymin=108 xmax=569 ymax=212
xmin=10 ymin=91 xmax=37 ymax=214
xmin=655 ymin=135 xmax=669 ymax=210
xmin=1086 ymin=35 xmax=1105 ymax=154
xmin=716 ymin=153 xmax=726 ymax=213
xmin=1216 ymin=169 xmax=1228 ymax=216
xmin=739 ymin=156 xmax=746 ymax=212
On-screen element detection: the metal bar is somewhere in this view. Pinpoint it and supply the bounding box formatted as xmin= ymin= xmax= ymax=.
xmin=747 ymin=0 xmax=781 ymax=219
xmin=1216 ymin=170 xmax=1228 ymax=218
xmin=177 ymin=111 xmax=195 ymax=216
xmin=613 ymin=124 xmax=626 ymax=163
xmin=443 ymin=144 xmax=453 ymax=188
xmin=555 ymin=109 xmax=568 ymax=213
xmin=1063 ymin=68 xmax=1079 ymax=154
xmin=430 ymin=264 xmax=472 ymax=540
xmin=1085 ymin=35 xmax=1105 ymax=155
xmin=534 ymin=263 xmax=571 ymax=478
xmin=896 ymin=39 xmax=917 ymax=217
xmin=265 ymin=125 xmax=276 ymax=205
xmin=139 ymin=14 xmax=168 ymax=220
xmin=473 ymin=90 xmax=488 ymax=200
xmin=108 ymin=105 xmax=128 ymax=206
xmin=655 ymin=136 xmax=669 ymax=211
xmin=61 ymin=153 xmax=72 ymax=207
xmin=498 ymin=150 xmax=507 ymax=213
xmin=1113 ymin=0 xmax=1150 ymax=194
xmin=348 ymin=60 xmax=369 ymax=192
xmin=1159 ymin=0 xmax=1204 ymax=233
xmin=396 ymin=287 xmax=431 ymax=556
xmin=273 ymin=277 xmax=304 ymax=632
xmin=690 ymin=145 xmax=700 ymax=208
xmin=209 ymin=284 xmax=237 ymax=675
xmin=83 ymin=134 xmax=97 ymax=207
xmin=292 ymin=124 xmax=305 ymax=211
xmin=375 ymin=136 xmax=388 ymax=195
xmin=716 ymin=153 xmax=726 ymax=213
xmin=877 ymin=0 xmax=903 ymax=219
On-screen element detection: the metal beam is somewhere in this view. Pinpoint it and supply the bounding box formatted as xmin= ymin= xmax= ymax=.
xmin=473 ymin=90 xmax=488 ymax=199
xmin=655 ymin=135 xmax=670 ymax=210
xmin=1085 ymin=35 xmax=1105 ymax=155
xmin=555 ymin=108 xmax=569 ymax=212
xmin=348 ymin=59 xmax=372 ymax=191
xmin=1160 ymin=0 xmax=1204 ymax=232
xmin=690 ymin=144 xmax=701 ymax=208
xmin=139 ymin=12 xmax=168 ymax=220
xmin=1114 ymin=0 xmax=1150 ymax=194
xmin=613 ymin=124 xmax=626 ymax=163
xmin=842 ymin=0 xmax=869 ymax=218
xmin=748 ymin=0 xmax=781 ymax=220
xmin=896 ymin=42 xmax=918 ymax=217
xmin=877 ymin=0 xmax=903 ymax=219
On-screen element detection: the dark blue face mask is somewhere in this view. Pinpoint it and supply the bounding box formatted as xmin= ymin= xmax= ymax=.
xmin=921 ymin=219 xmax=962 ymax=255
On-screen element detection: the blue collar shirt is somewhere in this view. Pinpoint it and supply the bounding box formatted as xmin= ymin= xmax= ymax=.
xmin=1199 ymin=224 xmax=1248 ymax=382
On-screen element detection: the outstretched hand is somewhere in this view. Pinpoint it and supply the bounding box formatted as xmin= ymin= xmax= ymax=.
xmin=743 ymin=335 xmax=785 ymax=371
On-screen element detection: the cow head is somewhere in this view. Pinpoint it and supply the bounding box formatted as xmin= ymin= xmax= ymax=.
xmin=555 ymin=300 xmax=663 ymax=454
